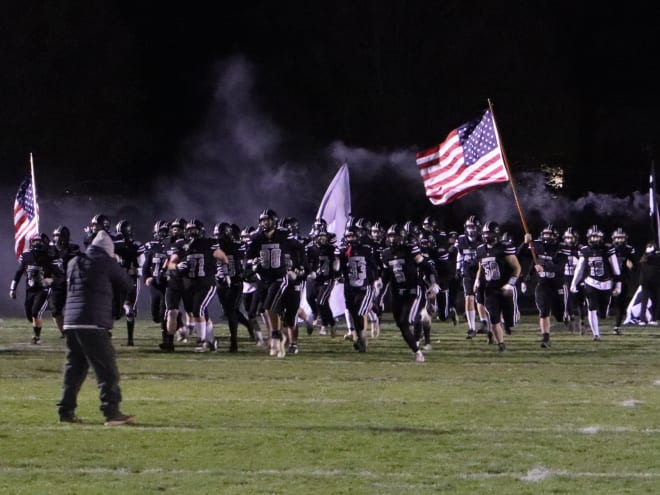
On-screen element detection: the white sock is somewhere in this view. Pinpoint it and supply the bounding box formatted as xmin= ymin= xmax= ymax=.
xmin=588 ymin=310 xmax=599 ymax=337
xmin=467 ymin=310 xmax=476 ymax=330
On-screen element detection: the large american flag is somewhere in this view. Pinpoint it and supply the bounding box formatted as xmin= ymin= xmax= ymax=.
xmin=416 ymin=109 xmax=509 ymax=205
xmin=14 ymin=176 xmax=40 ymax=258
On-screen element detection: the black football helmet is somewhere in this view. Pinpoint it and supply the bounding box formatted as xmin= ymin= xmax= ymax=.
xmin=343 ymin=226 xmax=359 ymax=245
xmin=386 ymin=224 xmax=405 ymax=247
xmin=611 ymin=227 xmax=627 ymax=246
xmin=587 ymin=225 xmax=604 ymax=246
xmin=481 ymin=221 xmax=500 ymax=245
xmin=30 ymin=232 xmax=47 ymax=250
xmin=541 ymin=224 xmax=558 ymax=244
xmin=185 ymin=219 xmax=204 ymax=239
xmin=153 ymin=220 xmax=170 ymax=240
xmin=90 ymin=214 xmax=111 ymax=233
xmin=464 ymin=215 xmax=481 ymax=240
xmin=115 ymin=219 xmax=133 ymax=240
xmin=240 ymin=225 xmax=256 ymax=243
xmin=52 ymin=225 xmax=71 ymax=247
xmin=258 ymin=208 xmax=278 ymax=232
xmin=563 ymin=227 xmax=578 ymax=246
xmin=213 ymin=222 xmax=233 ymax=240
xmin=370 ymin=222 xmax=384 ymax=242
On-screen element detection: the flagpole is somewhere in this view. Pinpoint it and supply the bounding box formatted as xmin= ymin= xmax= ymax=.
xmin=487 ymin=99 xmax=536 ymax=261
xmin=29 ymin=152 xmax=39 ymax=232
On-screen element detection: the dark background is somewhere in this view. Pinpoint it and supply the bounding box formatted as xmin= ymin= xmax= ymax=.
xmin=2 ymin=1 xmax=660 ymax=316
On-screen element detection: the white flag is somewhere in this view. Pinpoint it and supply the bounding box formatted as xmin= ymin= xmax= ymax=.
xmin=316 ymin=163 xmax=351 ymax=237
xmin=308 ymin=162 xmax=351 ymax=317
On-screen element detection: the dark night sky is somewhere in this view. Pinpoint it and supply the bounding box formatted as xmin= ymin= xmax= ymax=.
xmin=2 ymin=1 xmax=660 ymax=216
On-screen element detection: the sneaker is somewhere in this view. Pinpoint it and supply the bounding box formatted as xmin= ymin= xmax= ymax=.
xmin=126 ymin=340 xmax=134 ymax=347
xmin=498 ymin=342 xmax=506 ymax=352
xmin=255 ymin=339 xmax=265 ymax=348
xmin=415 ymin=350 xmax=425 ymax=363
xmin=612 ymin=327 xmax=622 ymax=335
xmin=158 ymin=342 xmax=175 ymax=352
xmin=423 ymin=343 xmax=432 ymax=351
xmin=540 ymin=341 xmax=551 ymax=348
xmin=593 ymin=336 xmax=601 ymax=341
xmin=319 ymin=326 xmax=328 ymax=336
xmin=288 ymin=343 xmax=299 ymax=355
xmin=31 ymin=336 xmax=41 ymax=345
xmin=649 ymin=321 xmax=659 ymax=326
xmin=504 ymin=325 xmax=512 ymax=335
xmin=450 ymin=308 xmax=458 ymax=326
xmin=487 ymin=332 xmax=494 ymax=345
xmin=104 ymin=413 xmax=136 ymax=426
xmin=229 ymin=342 xmax=238 ymax=353
xmin=353 ymin=337 xmax=366 ymax=353
xmin=343 ymin=331 xmax=354 ymax=341
xmin=176 ymin=329 xmax=188 ymax=343
xmin=477 ymin=322 xmax=488 ymax=334
xmin=59 ymin=415 xmax=83 ymax=424
xmin=194 ymin=342 xmax=213 ymax=353
xmin=330 ymin=326 xmax=337 ymax=337
xmin=466 ymin=329 xmax=476 ymax=340
xmin=305 ymin=321 xmax=314 ymax=335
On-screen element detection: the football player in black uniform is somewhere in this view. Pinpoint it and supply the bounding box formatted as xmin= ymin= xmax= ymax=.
xmin=83 ymin=213 xmax=113 ymax=246
xmin=113 ymin=220 xmax=143 ymax=346
xmin=610 ymin=228 xmax=636 ymax=335
xmin=213 ymin=222 xmax=250 ymax=352
xmin=446 ymin=230 xmax=460 ymax=325
xmin=245 ymin=209 xmax=300 ymax=358
xmin=168 ymin=219 xmax=228 ymax=352
xmin=380 ymin=224 xmax=440 ymax=362
xmin=239 ymin=226 xmax=265 ymax=347
xmin=369 ymin=221 xmax=387 ymax=337
xmin=161 ymin=217 xmax=192 ymax=351
xmin=519 ymin=225 xmax=566 ymax=348
xmin=305 ymin=226 xmax=340 ymax=336
xmin=457 ymin=216 xmax=489 ymax=338
xmin=48 ymin=225 xmax=80 ymax=336
xmin=570 ymin=225 xmax=621 ymax=341
xmin=337 ymin=226 xmax=381 ymax=354
xmin=10 ymin=233 xmax=64 ymax=344
xmin=559 ymin=227 xmax=586 ymax=333
xmin=474 ymin=221 xmax=521 ymax=352
xmin=142 ymin=220 xmax=171 ymax=347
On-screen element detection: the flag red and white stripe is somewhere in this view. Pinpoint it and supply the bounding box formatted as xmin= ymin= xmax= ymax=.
xmin=14 ymin=176 xmax=40 ymax=258
xmin=416 ymin=109 xmax=509 ymax=205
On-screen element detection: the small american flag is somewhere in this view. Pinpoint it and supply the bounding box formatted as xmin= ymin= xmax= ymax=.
xmin=416 ymin=109 xmax=509 ymax=205
xmin=14 ymin=176 xmax=40 ymax=258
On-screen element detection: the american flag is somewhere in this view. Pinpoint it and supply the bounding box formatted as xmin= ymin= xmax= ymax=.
xmin=416 ymin=109 xmax=509 ymax=205
xmin=14 ymin=176 xmax=40 ymax=258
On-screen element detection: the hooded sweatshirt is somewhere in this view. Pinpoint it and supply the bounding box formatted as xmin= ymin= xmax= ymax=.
xmin=63 ymin=231 xmax=131 ymax=330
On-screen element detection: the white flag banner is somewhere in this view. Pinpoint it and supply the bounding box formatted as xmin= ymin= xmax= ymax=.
xmin=300 ymin=163 xmax=351 ymax=318
xmin=316 ymin=162 xmax=351 ymax=239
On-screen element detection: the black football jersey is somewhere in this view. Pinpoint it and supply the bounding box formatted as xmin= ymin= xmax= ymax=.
xmin=475 ymin=241 xmax=517 ymax=289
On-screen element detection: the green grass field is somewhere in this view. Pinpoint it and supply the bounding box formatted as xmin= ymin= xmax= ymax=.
xmin=1 ymin=313 xmax=660 ymax=494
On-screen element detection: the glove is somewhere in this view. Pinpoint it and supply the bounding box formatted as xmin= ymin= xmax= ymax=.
xmin=502 ymin=283 xmax=514 ymax=293
xmin=287 ymin=270 xmax=298 ymax=281
xmin=520 ymin=282 xmax=527 ymax=294
xmin=176 ymin=261 xmax=188 ymax=272
xmin=145 ymin=277 xmax=153 ymax=287
xmin=42 ymin=277 xmax=54 ymax=288
xmin=374 ymin=278 xmax=384 ymax=291
xmin=612 ymin=282 xmax=622 ymax=297
xmin=524 ymin=232 xmax=533 ymax=243
xmin=427 ymin=283 xmax=440 ymax=296
xmin=307 ymin=271 xmax=317 ymax=280
xmin=9 ymin=289 xmax=16 ymax=299
xmin=570 ymin=285 xmax=578 ymax=294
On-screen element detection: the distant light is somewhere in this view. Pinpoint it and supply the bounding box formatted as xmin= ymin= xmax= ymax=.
xmin=541 ymin=164 xmax=564 ymax=190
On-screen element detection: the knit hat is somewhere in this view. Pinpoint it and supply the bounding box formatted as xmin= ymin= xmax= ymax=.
xmin=91 ymin=230 xmax=115 ymax=257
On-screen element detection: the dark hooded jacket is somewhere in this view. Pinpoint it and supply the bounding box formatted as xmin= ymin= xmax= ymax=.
xmin=63 ymin=231 xmax=132 ymax=330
